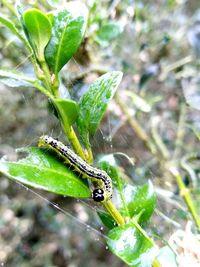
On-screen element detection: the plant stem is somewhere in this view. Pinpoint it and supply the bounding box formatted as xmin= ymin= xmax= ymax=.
xmin=63 ymin=124 xmax=87 ymax=161
xmin=115 ymin=94 xmax=158 ymax=156
xmin=116 ymin=93 xmax=200 ymax=229
xmin=151 ymin=118 xmax=170 ymax=160
xmin=159 ymin=55 xmax=193 ymax=81
xmin=86 ymin=146 xmax=94 ymax=164
xmin=172 ymin=104 xmax=186 ymax=160
xmin=1 ymin=0 xmax=16 ymax=15
xmin=181 ymin=152 xmax=199 ymax=187
xmin=37 ymin=54 xmax=125 ymax=227
xmin=103 ymin=200 xmax=125 ymax=225
xmin=39 ymin=60 xmax=56 ymax=96
xmin=169 ymin=166 xmax=200 ymax=230
xmin=131 ymin=217 xmax=155 ymax=245
xmin=152 ymin=259 xmax=162 ymax=267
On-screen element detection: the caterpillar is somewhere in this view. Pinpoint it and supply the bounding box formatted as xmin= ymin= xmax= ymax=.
xmin=38 ymin=135 xmax=112 ymax=202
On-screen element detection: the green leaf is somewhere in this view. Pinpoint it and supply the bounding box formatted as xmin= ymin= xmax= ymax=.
xmin=116 ymin=181 xmax=157 ymax=223
xmin=95 ymin=22 xmax=122 ymax=47
xmin=0 ymin=14 xmax=22 ymax=39
xmin=77 ymin=71 xmax=123 ymax=147
xmin=53 ymin=98 xmax=79 ymax=126
xmin=23 ymin=8 xmax=52 ymax=61
xmin=98 ymin=156 xmax=156 ymax=223
xmin=0 ymin=147 xmax=90 ymax=198
xmin=0 ymin=69 xmax=52 ymax=98
xmin=107 ymin=223 xmax=158 ymax=266
xmin=97 ymin=209 xmax=117 ymax=229
xmin=98 ymin=158 xmax=130 ymax=217
xmin=45 ymin=2 xmax=88 ymax=74
xmin=0 ymin=14 xmax=32 ymax=51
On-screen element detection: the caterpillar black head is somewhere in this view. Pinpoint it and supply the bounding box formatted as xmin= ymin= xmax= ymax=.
xmin=92 ymin=188 xmax=104 ymax=202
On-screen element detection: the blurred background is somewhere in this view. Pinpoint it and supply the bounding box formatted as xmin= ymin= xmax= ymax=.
xmin=0 ymin=0 xmax=200 ymax=266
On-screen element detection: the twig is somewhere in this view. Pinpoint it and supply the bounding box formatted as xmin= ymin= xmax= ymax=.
xmin=169 ymin=166 xmax=200 ymax=230
xmin=151 ymin=117 xmax=170 ymax=160
xmin=172 ymin=104 xmax=187 ymax=160
xmin=115 ymin=94 xmax=158 ymax=156
xmin=159 ymin=55 xmax=193 ymax=81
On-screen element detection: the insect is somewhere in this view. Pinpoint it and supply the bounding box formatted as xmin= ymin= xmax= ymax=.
xmin=38 ymin=135 xmax=112 ymax=202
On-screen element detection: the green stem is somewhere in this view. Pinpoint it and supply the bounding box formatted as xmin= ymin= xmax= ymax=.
xmin=35 ymin=54 xmax=124 ymax=226
xmin=103 ymin=200 xmax=125 ymax=225
xmin=131 ymin=217 xmax=155 ymax=245
xmin=1 ymin=0 xmax=16 ymax=15
xmin=86 ymin=146 xmax=94 ymax=164
xmin=169 ymin=166 xmax=200 ymax=230
xmin=39 ymin=60 xmax=57 ymax=96
xmin=62 ymin=122 xmax=87 ymax=161
xmin=152 ymin=259 xmax=162 ymax=267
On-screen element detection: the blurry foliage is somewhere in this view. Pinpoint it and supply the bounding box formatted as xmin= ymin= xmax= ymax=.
xmin=0 ymin=0 xmax=200 ymax=267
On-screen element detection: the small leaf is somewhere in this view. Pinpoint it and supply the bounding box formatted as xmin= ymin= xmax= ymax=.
xmin=0 ymin=69 xmax=52 ymax=98
xmin=97 ymin=209 xmax=116 ymax=229
xmin=98 ymin=157 xmax=131 ymax=218
xmin=98 ymin=157 xmax=156 ymax=222
xmin=77 ymin=71 xmax=123 ymax=147
xmin=0 ymin=147 xmax=90 ymax=198
xmin=53 ymin=98 xmax=79 ymax=126
xmin=95 ymin=22 xmax=122 ymax=47
xmin=0 ymin=14 xmax=22 ymax=38
xmin=107 ymin=223 xmax=158 ymax=266
xmin=45 ymin=2 xmax=88 ymax=74
xmin=125 ymin=91 xmax=151 ymax=112
xmin=116 ymin=181 xmax=157 ymax=223
xmin=0 ymin=14 xmax=32 ymax=51
xmin=23 ymin=8 xmax=52 ymax=61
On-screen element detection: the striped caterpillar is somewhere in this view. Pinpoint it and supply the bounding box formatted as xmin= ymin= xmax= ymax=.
xmin=38 ymin=135 xmax=112 ymax=202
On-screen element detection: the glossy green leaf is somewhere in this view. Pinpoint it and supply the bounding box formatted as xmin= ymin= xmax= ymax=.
xmin=77 ymin=71 xmax=123 ymax=147
xmin=23 ymin=8 xmax=52 ymax=61
xmin=107 ymin=223 xmax=158 ymax=266
xmin=98 ymin=156 xmax=156 ymax=223
xmin=95 ymin=22 xmax=122 ymax=47
xmin=97 ymin=209 xmax=117 ymax=230
xmin=45 ymin=2 xmax=88 ymax=74
xmin=0 ymin=147 xmax=90 ymax=198
xmin=98 ymin=155 xmax=132 ymax=218
xmin=116 ymin=181 xmax=157 ymax=223
xmin=53 ymin=98 xmax=79 ymax=126
xmin=0 ymin=69 xmax=52 ymax=98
